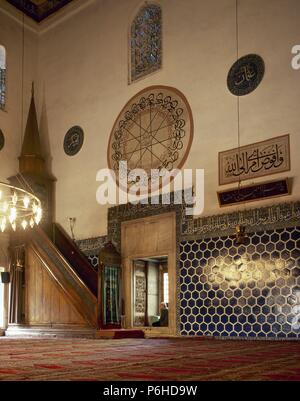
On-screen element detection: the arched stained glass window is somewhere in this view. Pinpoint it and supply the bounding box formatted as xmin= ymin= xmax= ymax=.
xmin=130 ymin=4 xmax=162 ymax=82
xmin=0 ymin=46 xmax=6 ymax=110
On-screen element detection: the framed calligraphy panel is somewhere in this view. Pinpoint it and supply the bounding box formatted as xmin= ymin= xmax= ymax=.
xmin=64 ymin=126 xmax=84 ymax=156
xmin=217 ymin=178 xmax=290 ymax=207
xmin=227 ymin=54 xmax=265 ymax=96
xmin=219 ymin=134 xmax=290 ymax=186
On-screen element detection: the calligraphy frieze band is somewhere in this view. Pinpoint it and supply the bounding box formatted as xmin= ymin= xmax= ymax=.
xmin=217 ymin=178 xmax=290 ymax=207
xmin=219 ymin=134 xmax=290 ymax=186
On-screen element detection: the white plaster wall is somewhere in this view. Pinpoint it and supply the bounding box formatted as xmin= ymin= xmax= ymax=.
xmin=1 ymin=0 xmax=300 ymax=240
xmin=0 ymin=1 xmax=39 ymax=182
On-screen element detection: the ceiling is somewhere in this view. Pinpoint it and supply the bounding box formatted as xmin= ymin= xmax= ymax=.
xmin=6 ymin=0 xmax=73 ymax=22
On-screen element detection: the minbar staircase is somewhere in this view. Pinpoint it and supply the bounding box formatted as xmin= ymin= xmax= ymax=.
xmin=6 ymin=224 xmax=145 ymax=339
xmin=6 ymin=224 xmax=99 ymax=338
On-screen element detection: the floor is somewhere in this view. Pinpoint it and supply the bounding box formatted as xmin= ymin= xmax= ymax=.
xmin=0 ymin=337 xmax=299 ymax=381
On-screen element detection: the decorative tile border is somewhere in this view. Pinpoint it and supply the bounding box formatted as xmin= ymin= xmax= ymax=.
xmin=84 ymin=200 xmax=300 ymax=249
xmin=184 ymin=201 xmax=300 ymax=240
xmin=76 ymin=236 xmax=107 ymax=257
xmin=76 ymin=236 xmax=107 ymax=271
xmin=217 ymin=178 xmax=290 ymax=207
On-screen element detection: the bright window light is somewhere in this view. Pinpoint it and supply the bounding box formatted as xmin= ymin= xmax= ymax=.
xmin=163 ymin=272 xmax=169 ymax=304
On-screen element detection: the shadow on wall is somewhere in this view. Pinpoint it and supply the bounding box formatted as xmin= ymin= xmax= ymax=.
xmin=39 ymin=85 xmax=53 ymax=176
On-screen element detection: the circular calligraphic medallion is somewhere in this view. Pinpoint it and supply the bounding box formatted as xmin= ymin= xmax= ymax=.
xmin=227 ymin=54 xmax=265 ymax=96
xmin=107 ymin=86 xmax=194 ymax=191
xmin=0 ymin=129 xmax=5 ymax=151
xmin=64 ymin=126 xmax=84 ymax=156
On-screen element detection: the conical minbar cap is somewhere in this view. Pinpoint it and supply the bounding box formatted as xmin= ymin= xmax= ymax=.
xmin=20 ymin=86 xmax=43 ymax=158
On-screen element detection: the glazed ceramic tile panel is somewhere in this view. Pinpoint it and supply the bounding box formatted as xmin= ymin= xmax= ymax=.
xmin=180 ymin=226 xmax=300 ymax=338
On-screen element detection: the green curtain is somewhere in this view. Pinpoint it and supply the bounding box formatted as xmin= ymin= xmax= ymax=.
xmin=103 ymin=266 xmax=121 ymax=325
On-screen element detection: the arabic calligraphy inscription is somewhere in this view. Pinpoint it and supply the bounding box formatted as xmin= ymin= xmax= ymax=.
xmin=227 ymin=54 xmax=265 ymax=96
xmin=219 ymin=135 xmax=290 ymax=186
xmin=218 ymin=178 xmax=290 ymax=207
xmin=64 ymin=126 xmax=84 ymax=156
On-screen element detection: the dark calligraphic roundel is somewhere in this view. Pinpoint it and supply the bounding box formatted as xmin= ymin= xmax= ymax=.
xmin=64 ymin=126 xmax=84 ymax=156
xmin=107 ymin=85 xmax=194 ymax=190
xmin=227 ymin=54 xmax=265 ymax=96
xmin=0 ymin=129 xmax=5 ymax=151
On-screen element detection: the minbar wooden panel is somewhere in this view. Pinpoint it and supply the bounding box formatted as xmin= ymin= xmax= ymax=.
xmin=25 ymin=247 xmax=88 ymax=327
xmin=30 ymin=227 xmax=97 ymax=327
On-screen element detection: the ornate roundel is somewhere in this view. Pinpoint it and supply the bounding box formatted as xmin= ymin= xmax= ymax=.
xmin=107 ymin=86 xmax=194 ymax=189
xmin=227 ymin=54 xmax=265 ymax=96
xmin=64 ymin=126 xmax=84 ymax=156
xmin=0 ymin=129 xmax=5 ymax=151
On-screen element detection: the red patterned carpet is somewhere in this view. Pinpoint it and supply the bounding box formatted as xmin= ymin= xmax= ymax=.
xmin=0 ymin=337 xmax=299 ymax=381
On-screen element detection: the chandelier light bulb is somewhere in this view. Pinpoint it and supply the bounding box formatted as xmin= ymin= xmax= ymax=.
xmin=0 ymin=182 xmax=42 ymax=233
xmin=9 ymin=207 xmax=17 ymax=224
xmin=35 ymin=208 xmax=42 ymax=225
xmin=23 ymin=196 xmax=30 ymax=209
xmin=12 ymin=192 xmax=18 ymax=205
xmin=0 ymin=217 xmax=6 ymax=233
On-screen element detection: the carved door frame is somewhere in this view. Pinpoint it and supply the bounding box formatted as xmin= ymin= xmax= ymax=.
xmin=121 ymin=212 xmax=177 ymax=336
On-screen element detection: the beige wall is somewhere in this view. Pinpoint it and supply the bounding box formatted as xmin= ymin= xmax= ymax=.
xmin=0 ymin=2 xmax=39 ymax=329
xmin=0 ymin=0 xmax=39 ymax=181
xmin=1 ymin=0 xmax=300 ymax=240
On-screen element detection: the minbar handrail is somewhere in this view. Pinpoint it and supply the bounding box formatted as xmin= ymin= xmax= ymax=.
xmin=52 ymin=223 xmax=98 ymax=297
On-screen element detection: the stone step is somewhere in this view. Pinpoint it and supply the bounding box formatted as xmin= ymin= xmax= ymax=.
xmin=5 ymin=324 xmax=96 ymax=339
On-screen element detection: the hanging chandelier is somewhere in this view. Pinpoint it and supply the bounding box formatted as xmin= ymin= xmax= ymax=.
xmin=0 ymin=181 xmax=42 ymax=232
xmin=0 ymin=10 xmax=43 ymax=233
